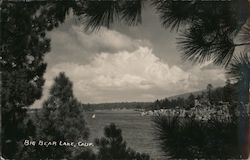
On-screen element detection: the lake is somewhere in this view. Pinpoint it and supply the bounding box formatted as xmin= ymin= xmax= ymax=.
xmin=85 ymin=110 xmax=165 ymax=160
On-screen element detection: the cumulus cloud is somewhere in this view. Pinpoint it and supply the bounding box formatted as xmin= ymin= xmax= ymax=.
xmin=31 ymin=17 xmax=226 ymax=107
xmin=46 ymin=25 xmax=151 ymax=67
xmin=34 ymin=47 xmax=225 ymax=106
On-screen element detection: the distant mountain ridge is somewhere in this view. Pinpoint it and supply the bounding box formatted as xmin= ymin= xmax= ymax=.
xmin=85 ymin=90 xmax=205 ymax=110
xmin=167 ymin=90 xmax=205 ymax=100
xmin=29 ymin=88 xmax=223 ymax=111
xmin=83 ymin=102 xmax=152 ymax=110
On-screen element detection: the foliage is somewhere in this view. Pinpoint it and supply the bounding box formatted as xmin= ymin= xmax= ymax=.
xmin=153 ymin=115 xmax=249 ymax=159
xmin=94 ymin=123 xmax=150 ymax=160
xmin=1 ymin=1 xmax=80 ymax=158
xmin=76 ymin=0 xmax=143 ymax=31
xmin=186 ymin=94 xmax=195 ymax=109
xmin=222 ymin=79 xmax=235 ymax=103
xmin=227 ymin=52 xmax=250 ymax=104
xmin=87 ymin=102 xmax=152 ymax=110
xmin=206 ymin=84 xmax=213 ymax=103
xmin=1 ymin=2 xmax=48 ymax=158
xmin=32 ymin=73 xmax=89 ymax=159
xmin=151 ymin=81 xmax=239 ymax=110
xmin=228 ymin=52 xmax=250 ymax=82
xmin=152 ymin=98 xmax=185 ymax=110
xmin=152 ymin=0 xmax=250 ymax=66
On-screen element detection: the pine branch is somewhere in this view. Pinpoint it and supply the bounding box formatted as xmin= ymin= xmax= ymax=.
xmin=234 ymin=42 xmax=250 ymax=47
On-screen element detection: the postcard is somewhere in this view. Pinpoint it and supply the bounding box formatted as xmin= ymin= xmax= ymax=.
xmin=1 ymin=0 xmax=250 ymax=159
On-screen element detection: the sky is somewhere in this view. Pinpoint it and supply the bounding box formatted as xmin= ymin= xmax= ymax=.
xmin=32 ymin=5 xmax=226 ymax=107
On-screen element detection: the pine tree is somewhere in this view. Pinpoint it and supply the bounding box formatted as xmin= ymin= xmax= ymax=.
xmin=223 ymin=79 xmax=235 ymax=103
xmin=186 ymin=94 xmax=195 ymax=109
xmin=153 ymin=115 xmax=249 ymax=159
xmin=1 ymin=2 xmax=75 ymax=158
xmin=207 ymin=84 xmax=213 ymax=104
xmin=94 ymin=123 xmax=150 ymax=160
xmin=35 ymin=72 xmax=89 ymax=159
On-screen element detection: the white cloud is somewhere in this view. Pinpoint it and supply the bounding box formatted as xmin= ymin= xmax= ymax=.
xmin=31 ymin=20 xmax=226 ymax=108
xmin=72 ymin=26 xmax=151 ymax=51
xmin=45 ymin=25 xmax=151 ymax=68
xmin=33 ymin=47 xmax=225 ymax=106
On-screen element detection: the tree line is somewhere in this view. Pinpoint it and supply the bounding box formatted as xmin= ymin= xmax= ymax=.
xmin=151 ymin=80 xmax=238 ymax=110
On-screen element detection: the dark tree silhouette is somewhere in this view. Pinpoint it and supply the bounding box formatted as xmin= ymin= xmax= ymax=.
xmin=2 ymin=2 xmax=49 ymax=158
xmin=207 ymin=84 xmax=213 ymax=103
xmin=76 ymin=0 xmax=143 ymax=31
xmin=227 ymin=52 xmax=250 ymax=104
xmin=153 ymin=115 xmax=249 ymax=159
xmin=34 ymin=72 xmax=89 ymax=159
xmin=152 ymin=0 xmax=250 ymax=66
xmin=1 ymin=1 xmax=78 ymax=158
xmin=186 ymin=94 xmax=195 ymax=109
xmin=227 ymin=52 xmax=250 ymax=156
xmin=94 ymin=123 xmax=150 ymax=160
xmin=223 ymin=79 xmax=235 ymax=104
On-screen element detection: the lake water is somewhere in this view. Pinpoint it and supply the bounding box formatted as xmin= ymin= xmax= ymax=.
xmin=85 ymin=110 xmax=165 ymax=160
